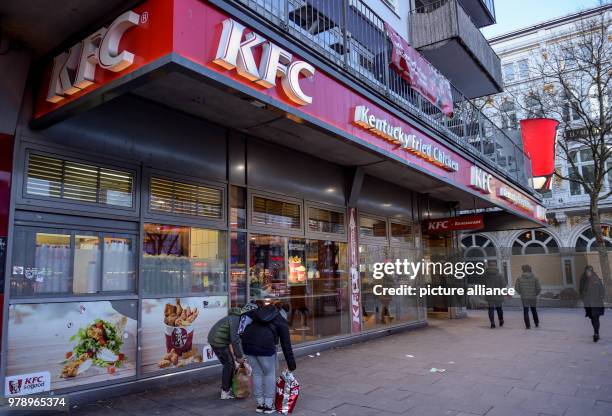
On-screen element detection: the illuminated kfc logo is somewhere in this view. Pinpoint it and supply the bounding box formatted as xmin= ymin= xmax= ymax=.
xmin=213 ymin=18 xmax=315 ymax=106
xmin=46 ymin=11 xmax=141 ymax=103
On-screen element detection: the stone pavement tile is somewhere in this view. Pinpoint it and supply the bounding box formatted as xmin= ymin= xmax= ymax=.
xmin=483 ymin=405 xmax=539 ymax=416
xmin=327 ymin=403 xmax=383 ymax=416
xmin=517 ymin=399 xmax=567 ymax=416
xmin=297 ymin=393 xmax=346 ymax=413
xmin=533 ymin=381 xmax=578 ymax=396
xmin=396 ymin=380 xmax=442 ymax=395
xmin=363 ymin=386 xmax=415 ymax=402
xmin=360 ymin=397 xmax=418 ymax=414
xmin=506 ymin=387 xmax=551 ymax=402
xmin=436 ymin=385 xmax=484 ymax=402
xmin=403 ymin=401 xmax=460 ymax=416
xmin=338 ymin=382 xmax=381 ymax=395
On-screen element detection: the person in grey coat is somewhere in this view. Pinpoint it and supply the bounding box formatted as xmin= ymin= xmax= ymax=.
xmin=579 ymin=265 xmax=605 ymax=342
xmin=514 ymin=264 xmax=541 ymax=329
xmin=484 ymin=266 xmax=507 ymax=328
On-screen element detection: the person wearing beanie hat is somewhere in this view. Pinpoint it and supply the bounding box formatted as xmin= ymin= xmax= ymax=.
xmin=207 ymin=305 xmax=256 ymax=399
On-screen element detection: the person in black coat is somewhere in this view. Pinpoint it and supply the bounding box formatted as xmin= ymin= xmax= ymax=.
xmin=241 ymin=303 xmax=296 ymax=414
xmin=579 ymin=265 xmax=605 ymax=342
xmin=484 ymin=266 xmax=507 ymax=328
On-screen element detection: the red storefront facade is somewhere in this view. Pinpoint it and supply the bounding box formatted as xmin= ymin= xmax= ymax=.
xmin=2 ymin=0 xmax=545 ymax=400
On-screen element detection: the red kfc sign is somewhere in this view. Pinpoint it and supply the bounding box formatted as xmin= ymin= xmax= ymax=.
xmin=384 ymin=23 xmax=453 ymax=117
xmin=424 ymin=214 xmax=484 ymax=234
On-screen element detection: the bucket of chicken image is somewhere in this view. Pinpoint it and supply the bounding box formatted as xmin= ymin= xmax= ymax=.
xmin=163 ymin=299 xmax=199 ymax=356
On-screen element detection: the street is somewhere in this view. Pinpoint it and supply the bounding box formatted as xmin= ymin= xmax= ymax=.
xmin=67 ymin=308 xmax=612 ymax=416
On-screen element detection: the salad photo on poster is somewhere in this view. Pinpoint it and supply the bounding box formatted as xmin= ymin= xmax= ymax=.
xmin=6 ymin=301 xmax=137 ymax=393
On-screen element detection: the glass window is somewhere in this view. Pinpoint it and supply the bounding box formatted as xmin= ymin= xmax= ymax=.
xmin=503 ymin=63 xmax=515 ymax=82
xmin=230 ymin=232 xmax=247 ymax=308
xmin=248 ymin=234 xmax=350 ymax=343
xmin=149 ymin=177 xmax=223 ymax=220
xmin=74 ymin=234 xmax=100 ymax=293
xmin=230 ymin=186 xmax=247 ymax=229
xmin=308 ymin=206 xmax=345 ymax=235
xmin=360 ymin=244 xmax=419 ymax=330
xmin=26 ymin=154 xmax=134 ymax=208
xmin=390 ymin=222 xmax=413 ymax=244
xmin=359 ymin=216 xmax=387 ymax=239
xmin=142 ymin=224 xmax=227 ymax=296
xmin=252 ymin=196 xmax=301 ymax=230
xmin=518 ymin=59 xmax=529 ymax=79
xmin=102 ymin=235 xmax=136 ymax=291
xmin=10 ymin=227 xmax=136 ymax=296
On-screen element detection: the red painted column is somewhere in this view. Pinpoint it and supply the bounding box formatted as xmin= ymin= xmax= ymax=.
xmin=0 ymin=134 xmax=14 ymax=342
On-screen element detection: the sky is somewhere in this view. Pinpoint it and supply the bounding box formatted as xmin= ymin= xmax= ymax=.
xmin=481 ymin=0 xmax=608 ymax=39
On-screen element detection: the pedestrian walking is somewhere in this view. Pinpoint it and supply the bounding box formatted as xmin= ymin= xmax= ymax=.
xmin=207 ymin=303 xmax=258 ymax=399
xmin=514 ymin=264 xmax=541 ymax=329
xmin=484 ymin=266 xmax=506 ymax=328
xmin=241 ymin=303 xmax=296 ymax=414
xmin=579 ymin=265 xmax=605 ymax=342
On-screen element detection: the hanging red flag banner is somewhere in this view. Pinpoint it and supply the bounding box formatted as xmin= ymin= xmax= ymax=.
xmin=384 ymin=23 xmax=454 ymax=117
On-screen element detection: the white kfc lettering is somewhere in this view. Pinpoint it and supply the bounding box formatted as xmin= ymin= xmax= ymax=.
xmin=46 ymin=11 xmax=140 ymax=103
xmin=470 ymin=166 xmax=492 ymax=194
xmin=214 ymin=18 xmax=315 ymax=105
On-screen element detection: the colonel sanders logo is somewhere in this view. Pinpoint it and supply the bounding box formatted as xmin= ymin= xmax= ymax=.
xmin=8 ymin=379 xmax=22 ymax=394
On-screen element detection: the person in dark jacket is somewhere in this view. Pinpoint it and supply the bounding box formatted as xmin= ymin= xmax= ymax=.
xmin=514 ymin=264 xmax=542 ymax=329
xmin=484 ymin=266 xmax=506 ymax=328
xmin=207 ymin=303 xmax=258 ymax=399
xmin=241 ymin=303 xmax=296 ymax=414
xmin=579 ymin=265 xmax=605 ymax=342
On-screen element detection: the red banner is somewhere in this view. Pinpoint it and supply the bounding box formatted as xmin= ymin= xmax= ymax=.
xmin=520 ymin=118 xmax=558 ymax=191
xmin=384 ymin=23 xmax=453 ymax=117
xmin=424 ymin=214 xmax=484 ymax=234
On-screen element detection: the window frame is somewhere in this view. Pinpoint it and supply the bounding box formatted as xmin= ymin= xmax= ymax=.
xmin=143 ymin=170 xmax=227 ymax=230
xmin=358 ymin=212 xmax=389 ymax=245
xmin=305 ymin=201 xmax=348 ymax=242
xmin=248 ymin=190 xmax=304 ymax=237
xmin=18 ymin=145 xmax=140 ymax=219
xmin=9 ymin=218 xmax=139 ymax=302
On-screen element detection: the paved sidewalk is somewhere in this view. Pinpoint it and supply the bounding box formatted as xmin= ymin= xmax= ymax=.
xmin=67 ymin=308 xmax=612 ymax=416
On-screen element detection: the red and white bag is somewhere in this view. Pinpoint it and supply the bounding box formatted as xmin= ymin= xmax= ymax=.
xmin=275 ymin=369 xmax=300 ymax=414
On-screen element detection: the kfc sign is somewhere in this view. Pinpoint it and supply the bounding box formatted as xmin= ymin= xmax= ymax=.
xmin=470 ymin=166 xmax=492 ymax=194
xmin=213 ymin=18 xmax=315 ymax=105
xmin=5 ymin=371 xmax=51 ymax=396
xmin=46 ymin=11 xmax=141 ymax=103
xmin=424 ymin=214 xmax=484 ymax=234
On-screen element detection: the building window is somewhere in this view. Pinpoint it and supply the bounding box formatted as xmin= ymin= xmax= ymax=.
xmin=10 ymin=226 xmax=137 ymax=297
xmin=500 ymin=100 xmax=517 ymax=130
xmin=564 ymin=259 xmax=574 ymax=285
xmin=502 ymin=63 xmax=515 ymax=82
xmin=390 ymin=222 xmax=414 ymax=244
xmin=26 ymin=153 xmax=134 ymax=208
xmin=524 ymin=94 xmax=543 ymax=118
xmin=142 ymin=224 xmax=227 ymax=296
xmin=252 ymin=195 xmax=301 ymax=231
xmin=461 ymin=234 xmax=497 ymax=261
xmin=150 ymin=177 xmax=223 ymax=220
xmin=561 ymin=92 xmax=581 ymax=122
xmin=563 ymin=47 xmax=577 ymax=69
xmin=248 ymin=235 xmax=350 ymax=343
xmin=359 ymin=215 xmax=387 ymax=239
xmin=308 ymin=206 xmax=346 ymax=235
xmin=575 ymin=226 xmax=612 ymax=252
xmin=517 ymin=59 xmax=529 ymax=79
xmin=512 ymin=230 xmax=559 ymax=255
xmin=568 ymin=149 xmax=595 ymax=196
xmin=382 ymin=0 xmax=398 ymax=12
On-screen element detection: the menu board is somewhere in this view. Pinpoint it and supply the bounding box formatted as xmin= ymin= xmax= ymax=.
xmin=6 ymin=300 xmax=137 ymax=394
xmin=140 ymin=296 xmax=227 ymax=374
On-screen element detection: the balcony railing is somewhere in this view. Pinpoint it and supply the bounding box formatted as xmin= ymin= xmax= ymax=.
xmin=226 ymin=0 xmax=534 ymax=191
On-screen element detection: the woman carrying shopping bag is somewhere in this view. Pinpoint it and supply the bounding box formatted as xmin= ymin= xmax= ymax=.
xmin=241 ymin=303 xmax=296 ymax=414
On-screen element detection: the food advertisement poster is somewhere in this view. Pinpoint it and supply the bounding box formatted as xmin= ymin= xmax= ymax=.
xmin=140 ymin=296 xmax=227 ymax=373
xmin=6 ymin=301 xmax=137 ymax=393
